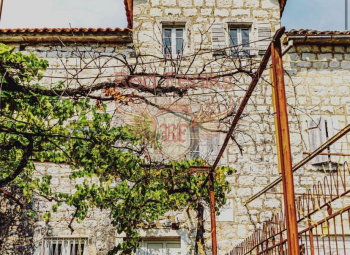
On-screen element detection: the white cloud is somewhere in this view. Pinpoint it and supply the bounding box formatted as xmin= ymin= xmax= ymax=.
xmin=0 ymin=0 xmax=127 ymax=28
xmin=1 ymin=0 xmax=346 ymax=32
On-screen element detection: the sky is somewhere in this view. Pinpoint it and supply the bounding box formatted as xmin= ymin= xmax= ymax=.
xmin=0 ymin=0 xmax=347 ymax=31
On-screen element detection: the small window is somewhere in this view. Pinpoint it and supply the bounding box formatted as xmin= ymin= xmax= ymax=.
xmin=188 ymin=141 xmax=200 ymax=159
xmin=163 ymin=26 xmax=185 ymax=56
xmin=42 ymin=238 xmax=87 ymax=255
xmin=308 ymin=117 xmax=342 ymax=167
xmin=229 ymin=27 xmax=250 ymax=57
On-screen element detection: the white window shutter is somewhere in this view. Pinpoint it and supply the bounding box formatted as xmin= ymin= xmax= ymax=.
xmin=199 ymin=138 xmax=209 ymax=161
xmin=327 ymin=118 xmax=341 ymax=163
xmin=198 ymin=133 xmax=221 ymax=165
xmin=217 ymin=198 xmax=234 ymax=222
xmin=211 ymin=23 xmax=226 ymax=54
xmin=211 ymin=134 xmax=221 ymax=165
xmin=257 ymin=22 xmax=271 ymax=54
xmin=308 ymin=118 xmax=329 ymax=165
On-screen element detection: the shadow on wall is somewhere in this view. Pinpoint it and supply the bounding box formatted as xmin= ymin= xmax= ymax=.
xmin=0 ymin=186 xmax=35 ymax=255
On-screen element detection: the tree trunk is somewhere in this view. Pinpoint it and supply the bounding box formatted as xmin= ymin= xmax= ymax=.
xmin=194 ymin=202 xmax=205 ymax=255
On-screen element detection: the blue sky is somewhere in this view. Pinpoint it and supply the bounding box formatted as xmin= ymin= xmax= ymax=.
xmin=282 ymin=0 xmax=346 ymax=31
xmin=0 ymin=0 xmax=347 ymax=31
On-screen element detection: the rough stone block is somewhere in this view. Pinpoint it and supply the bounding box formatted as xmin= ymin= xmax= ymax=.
xmin=179 ymin=0 xmax=192 ymax=7
xmin=194 ymin=0 xmax=204 ymax=6
xmin=233 ymin=0 xmax=244 ymax=7
xmin=150 ymin=8 xmax=163 ymax=16
xmin=214 ymin=9 xmax=229 ymax=17
xmin=184 ymin=8 xmax=198 ymax=16
xmin=162 ymin=0 xmax=176 ymax=6
xmin=217 ymin=0 xmax=232 ymax=7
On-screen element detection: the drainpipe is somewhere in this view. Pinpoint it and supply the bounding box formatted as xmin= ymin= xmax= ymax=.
xmin=346 ymin=0 xmax=348 ymax=30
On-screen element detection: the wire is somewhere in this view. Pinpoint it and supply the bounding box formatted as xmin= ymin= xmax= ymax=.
xmin=2 ymin=36 xmax=272 ymax=71
xmin=7 ymin=57 xmax=260 ymax=81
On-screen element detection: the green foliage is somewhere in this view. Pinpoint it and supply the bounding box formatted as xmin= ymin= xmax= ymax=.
xmin=0 ymin=44 xmax=236 ymax=254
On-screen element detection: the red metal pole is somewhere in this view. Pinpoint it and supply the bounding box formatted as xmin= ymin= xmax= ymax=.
xmin=208 ymin=169 xmax=218 ymax=255
xmin=0 ymin=0 xmax=4 ymax=21
xmin=271 ymin=34 xmax=300 ymax=254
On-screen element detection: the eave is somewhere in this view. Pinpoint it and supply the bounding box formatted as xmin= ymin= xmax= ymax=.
xmin=0 ymin=27 xmax=132 ymax=44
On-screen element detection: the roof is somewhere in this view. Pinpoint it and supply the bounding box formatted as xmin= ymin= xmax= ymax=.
xmin=287 ymin=29 xmax=350 ymax=36
xmin=0 ymin=27 xmax=131 ymax=34
xmin=0 ymin=27 xmax=132 ymax=43
xmin=284 ymin=29 xmax=350 ymax=45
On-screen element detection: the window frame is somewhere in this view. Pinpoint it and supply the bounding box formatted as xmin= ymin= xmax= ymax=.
xmin=228 ymin=26 xmax=251 ymax=57
xmin=137 ymin=239 xmax=181 ymax=255
xmin=162 ymin=26 xmax=185 ymax=57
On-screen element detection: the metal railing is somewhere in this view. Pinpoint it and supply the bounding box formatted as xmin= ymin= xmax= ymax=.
xmin=228 ymin=162 xmax=350 ymax=255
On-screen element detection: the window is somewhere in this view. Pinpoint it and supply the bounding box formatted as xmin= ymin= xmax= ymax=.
xmin=308 ymin=117 xmax=342 ymax=167
xmin=229 ymin=27 xmax=250 ymax=57
xmin=42 ymin=238 xmax=87 ymax=255
xmin=137 ymin=240 xmax=181 ymax=255
xmin=187 ymin=132 xmax=221 ymax=162
xmin=188 ymin=141 xmax=200 ymax=159
xmin=163 ymin=27 xmax=185 ymax=56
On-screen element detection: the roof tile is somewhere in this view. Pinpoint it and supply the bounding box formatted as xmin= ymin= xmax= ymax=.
xmin=287 ymin=29 xmax=350 ymax=36
xmin=0 ymin=27 xmax=131 ymax=34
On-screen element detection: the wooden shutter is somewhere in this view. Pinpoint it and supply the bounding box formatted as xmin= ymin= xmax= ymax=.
xmin=199 ymin=138 xmax=209 ymax=161
xmin=211 ymin=23 xmax=226 ymax=54
xmin=308 ymin=118 xmax=329 ymax=165
xmin=198 ymin=133 xmax=221 ymax=165
xmin=327 ymin=118 xmax=341 ymax=163
xmin=257 ymin=22 xmax=271 ymax=54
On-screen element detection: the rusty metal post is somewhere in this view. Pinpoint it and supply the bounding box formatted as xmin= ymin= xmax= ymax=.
xmin=0 ymin=0 xmax=4 ymax=21
xmin=271 ymin=35 xmax=300 ymax=254
xmin=208 ymin=169 xmax=218 ymax=255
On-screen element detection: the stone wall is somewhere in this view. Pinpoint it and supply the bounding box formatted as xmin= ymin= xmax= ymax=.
xmin=31 ymin=163 xmax=117 ymax=255
xmin=0 ymin=186 xmax=35 ymax=255
xmin=132 ymin=0 xmax=280 ymax=56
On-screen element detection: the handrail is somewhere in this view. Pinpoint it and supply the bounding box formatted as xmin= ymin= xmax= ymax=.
xmin=245 ymin=124 xmax=350 ymax=205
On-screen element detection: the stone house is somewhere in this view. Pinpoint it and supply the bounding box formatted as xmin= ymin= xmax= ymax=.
xmin=0 ymin=0 xmax=350 ymax=254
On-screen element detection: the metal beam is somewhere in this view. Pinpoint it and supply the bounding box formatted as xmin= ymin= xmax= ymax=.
xmin=0 ymin=0 xmax=4 ymax=21
xmin=271 ymin=35 xmax=300 ymax=255
xmin=245 ymin=124 xmax=350 ymax=205
xmin=303 ymin=152 xmax=350 ymax=157
xmin=346 ymin=0 xmax=348 ymax=30
xmin=208 ymin=170 xmax=217 ymax=255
